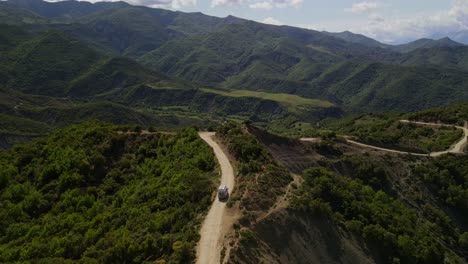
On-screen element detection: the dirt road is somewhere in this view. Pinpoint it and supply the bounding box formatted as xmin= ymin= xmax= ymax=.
xmin=344 ymin=138 xmax=429 ymax=156
xmin=197 ymin=132 xmax=235 ymax=264
xmin=300 ymin=120 xmax=467 ymax=157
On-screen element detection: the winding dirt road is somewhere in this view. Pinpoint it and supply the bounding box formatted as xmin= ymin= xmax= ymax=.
xmin=399 ymin=120 xmax=468 ymax=156
xmin=197 ymin=132 xmax=235 ymax=264
xmin=301 ymin=120 xmax=467 ymax=157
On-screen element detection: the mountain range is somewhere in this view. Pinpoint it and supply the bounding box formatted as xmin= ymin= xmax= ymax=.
xmin=0 ymin=1 xmax=467 ymax=263
xmin=0 ymin=0 xmax=467 ymax=144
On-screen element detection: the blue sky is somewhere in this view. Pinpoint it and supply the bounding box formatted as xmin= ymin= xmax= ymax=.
xmin=84 ymin=0 xmax=468 ymax=44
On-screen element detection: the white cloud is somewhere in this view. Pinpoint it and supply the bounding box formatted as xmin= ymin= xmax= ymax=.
xmin=211 ymin=0 xmax=244 ymax=7
xmin=449 ymin=0 xmax=468 ymax=27
xmin=263 ymin=17 xmax=282 ymax=25
xmin=160 ymin=0 xmax=196 ymax=8
xmin=320 ymin=0 xmax=467 ymax=43
xmin=212 ymin=0 xmax=302 ymax=9
xmin=345 ymin=1 xmax=381 ymax=14
xmin=357 ymin=0 xmax=468 ymax=43
xmin=249 ymin=1 xmax=273 ymax=9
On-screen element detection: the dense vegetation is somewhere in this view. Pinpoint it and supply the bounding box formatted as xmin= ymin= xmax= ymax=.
xmin=413 ymin=155 xmax=468 ymax=218
xmin=0 ymin=24 xmax=307 ymax=146
xmin=0 ymin=122 xmax=216 ymax=263
xmin=1 ymin=0 xmax=467 ymax=116
xmin=217 ymin=123 xmax=467 ymax=263
xmin=140 ymin=26 xmax=468 ymax=113
xmin=406 ymin=103 xmax=468 ymax=126
xmin=291 ymin=167 xmax=466 ymax=263
xmin=0 ymin=1 xmax=467 ymax=263
xmin=0 ymin=87 xmax=219 ymax=149
xmin=329 ymin=112 xmax=464 ymax=153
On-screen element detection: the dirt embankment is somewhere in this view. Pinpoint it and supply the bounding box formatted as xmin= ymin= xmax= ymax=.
xmin=225 ymin=127 xmax=379 ymax=263
xmin=248 ymin=210 xmax=375 ymax=264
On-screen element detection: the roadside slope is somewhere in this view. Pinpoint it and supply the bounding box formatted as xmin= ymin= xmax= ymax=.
xmin=339 ymin=120 xmax=467 ymax=157
xmin=197 ymin=132 xmax=235 ymax=264
xmin=400 ymin=120 xmax=468 ymax=155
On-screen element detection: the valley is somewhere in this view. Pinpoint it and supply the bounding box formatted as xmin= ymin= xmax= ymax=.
xmin=0 ymin=0 xmax=467 ymax=263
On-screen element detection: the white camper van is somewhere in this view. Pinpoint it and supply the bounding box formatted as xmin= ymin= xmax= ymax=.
xmin=218 ymin=185 xmax=229 ymax=199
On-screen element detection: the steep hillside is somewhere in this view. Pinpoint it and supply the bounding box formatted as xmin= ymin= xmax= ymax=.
xmin=0 ymin=1 xmax=48 ymax=25
xmin=0 ymin=87 xmax=218 ymax=149
xmin=325 ymin=30 xmax=389 ymax=49
xmin=139 ymin=22 xmax=343 ymax=89
xmin=0 ymin=0 xmax=466 ymax=117
xmin=8 ymin=30 xmax=102 ymax=95
xmin=0 ymin=24 xmax=340 ymax=146
xmin=328 ymin=112 xmax=464 ymax=153
xmin=0 ymin=25 xmax=180 ymax=98
xmin=405 ymin=103 xmax=468 ymax=126
xmin=46 ymin=5 xmax=243 ymax=56
xmin=398 ymin=46 xmax=468 ymax=72
xmin=66 ymin=56 xmax=172 ymax=97
xmin=217 ymin=122 xmax=468 ymax=264
xmin=0 ymin=122 xmax=217 ymax=263
xmin=307 ymin=61 xmax=468 ymax=112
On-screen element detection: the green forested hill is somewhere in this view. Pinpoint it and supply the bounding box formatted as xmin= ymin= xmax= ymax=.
xmin=211 ymin=121 xmax=468 ymax=263
xmin=0 ymin=26 xmax=170 ymax=97
xmin=0 ymin=23 xmax=341 ymax=136
xmin=8 ymin=31 xmax=102 ymax=95
xmin=0 ymin=2 xmax=48 ymax=25
xmin=324 ymin=30 xmax=390 ymax=49
xmin=0 ymin=1 xmax=467 ymax=262
xmin=327 ymin=110 xmax=465 ymax=153
xmin=47 ymin=5 xmax=244 ymax=56
xmin=307 ymin=61 xmax=468 ymax=112
xmin=392 ymin=37 xmax=465 ymax=53
xmin=2 ymin=0 xmax=129 ymax=21
xmin=0 ymin=0 xmax=467 ymax=137
xmin=214 ymin=123 xmax=468 ymax=263
xmin=398 ymin=46 xmax=468 ymax=71
xmin=0 ymin=122 xmax=216 ymax=263
xmin=138 ymin=22 xmax=343 ymax=88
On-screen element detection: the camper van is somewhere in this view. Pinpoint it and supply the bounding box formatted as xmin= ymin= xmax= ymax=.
xmin=218 ymin=185 xmax=229 ymax=200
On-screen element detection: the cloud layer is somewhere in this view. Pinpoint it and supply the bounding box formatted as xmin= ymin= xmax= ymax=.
xmin=263 ymin=17 xmax=282 ymax=25
xmin=358 ymin=0 xmax=468 ymax=43
xmin=295 ymin=0 xmax=467 ymax=43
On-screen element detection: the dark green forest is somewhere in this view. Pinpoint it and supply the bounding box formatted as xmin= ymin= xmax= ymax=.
xmin=0 ymin=0 xmax=467 ymax=263
xmin=0 ymin=122 xmax=216 ymax=263
xmin=291 ymin=163 xmax=467 ymax=264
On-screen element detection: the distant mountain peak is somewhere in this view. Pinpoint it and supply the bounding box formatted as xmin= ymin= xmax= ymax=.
xmin=223 ymin=14 xmax=244 ymax=24
xmin=392 ymin=36 xmax=464 ymax=53
xmin=436 ymin=37 xmax=461 ymax=44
